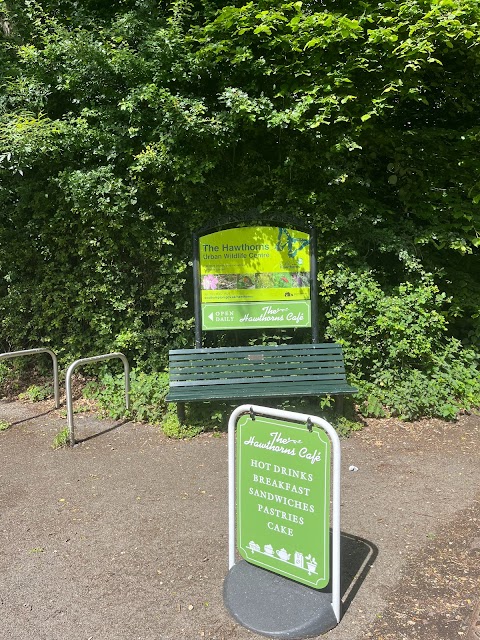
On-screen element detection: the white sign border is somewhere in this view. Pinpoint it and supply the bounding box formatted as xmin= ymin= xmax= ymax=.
xmin=228 ymin=404 xmax=342 ymax=624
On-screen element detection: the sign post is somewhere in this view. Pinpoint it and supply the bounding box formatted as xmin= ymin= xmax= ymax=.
xmin=224 ymin=404 xmax=341 ymax=638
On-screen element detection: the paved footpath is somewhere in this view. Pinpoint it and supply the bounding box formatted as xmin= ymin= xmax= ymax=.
xmin=0 ymin=399 xmax=479 ymax=640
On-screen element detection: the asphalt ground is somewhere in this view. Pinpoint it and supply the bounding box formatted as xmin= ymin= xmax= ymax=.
xmin=0 ymin=398 xmax=479 ymax=640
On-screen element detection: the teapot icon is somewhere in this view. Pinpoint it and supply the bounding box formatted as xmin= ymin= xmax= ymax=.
xmin=276 ymin=548 xmax=291 ymax=562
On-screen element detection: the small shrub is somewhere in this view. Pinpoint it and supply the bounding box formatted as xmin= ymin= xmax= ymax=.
xmin=288 ymin=397 xmax=363 ymax=437
xmin=0 ymin=362 xmax=9 ymax=387
xmin=161 ymin=405 xmax=205 ymax=439
xmin=84 ymin=369 xmax=169 ymax=423
xmin=52 ymin=427 xmax=69 ymax=449
xmin=333 ymin=416 xmax=364 ymax=438
xmin=355 ymin=341 xmax=480 ymax=420
xmin=19 ymin=384 xmax=51 ymax=402
xmin=321 ymin=269 xmax=480 ymax=420
xmin=85 ymin=369 xmax=238 ymax=437
xmin=0 ymin=420 xmax=11 ymax=432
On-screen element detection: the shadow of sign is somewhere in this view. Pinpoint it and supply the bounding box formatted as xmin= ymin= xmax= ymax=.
xmin=340 ymin=531 xmax=378 ymax=613
xmin=313 ymin=531 xmax=377 ymax=612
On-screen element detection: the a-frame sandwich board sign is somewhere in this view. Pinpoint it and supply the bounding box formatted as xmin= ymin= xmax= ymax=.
xmin=224 ymin=404 xmax=342 ymax=638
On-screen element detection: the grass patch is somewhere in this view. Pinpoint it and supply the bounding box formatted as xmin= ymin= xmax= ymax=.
xmin=161 ymin=406 xmax=205 ymax=439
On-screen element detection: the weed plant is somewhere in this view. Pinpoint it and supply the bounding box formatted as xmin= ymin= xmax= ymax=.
xmin=51 ymin=427 xmax=69 ymax=449
xmin=19 ymin=384 xmax=52 ymax=402
xmin=84 ymin=369 xmax=169 ymax=424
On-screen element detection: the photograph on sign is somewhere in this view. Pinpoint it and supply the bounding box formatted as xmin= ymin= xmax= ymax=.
xmin=199 ymin=226 xmax=311 ymax=330
xmin=236 ymin=414 xmax=331 ymax=589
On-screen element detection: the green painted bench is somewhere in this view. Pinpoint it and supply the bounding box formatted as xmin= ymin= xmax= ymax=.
xmin=166 ymin=343 xmax=357 ymax=423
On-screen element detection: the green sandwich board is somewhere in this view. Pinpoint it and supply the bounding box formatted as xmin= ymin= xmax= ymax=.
xmin=236 ymin=413 xmax=331 ymax=589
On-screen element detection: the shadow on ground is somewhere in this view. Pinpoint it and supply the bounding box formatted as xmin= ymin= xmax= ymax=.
xmin=340 ymin=532 xmax=378 ymax=614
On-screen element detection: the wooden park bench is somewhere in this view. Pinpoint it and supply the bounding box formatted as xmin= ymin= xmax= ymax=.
xmin=166 ymin=343 xmax=357 ymax=423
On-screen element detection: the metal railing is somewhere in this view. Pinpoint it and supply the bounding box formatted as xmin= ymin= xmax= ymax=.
xmin=0 ymin=348 xmax=60 ymax=408
xmin=66 ymin=352 xmax=130 ymax=447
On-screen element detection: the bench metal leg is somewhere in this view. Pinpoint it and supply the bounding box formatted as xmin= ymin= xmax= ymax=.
xmin=177 ymin=402 xmax=186 ymax=424
xmin=334 ymin=395 xmax=344 ymax=415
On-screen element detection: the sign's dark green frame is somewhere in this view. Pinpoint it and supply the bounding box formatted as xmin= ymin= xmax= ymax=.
xmin=193 ymin=216 xmax=318 ymax=347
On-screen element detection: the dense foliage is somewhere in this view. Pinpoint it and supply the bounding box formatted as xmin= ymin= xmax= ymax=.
xmin=1 ymin=0 xmax=479 ymax=420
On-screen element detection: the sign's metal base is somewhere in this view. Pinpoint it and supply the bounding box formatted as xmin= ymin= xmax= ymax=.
xmin=223 ymin=560 xmax=339 ymax=639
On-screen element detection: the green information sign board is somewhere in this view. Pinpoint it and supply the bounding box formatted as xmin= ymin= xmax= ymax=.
xmin=199 ymin=226 xmax=311 ymax=331
xmin=236 ymin=413 xmax=331 ymax=589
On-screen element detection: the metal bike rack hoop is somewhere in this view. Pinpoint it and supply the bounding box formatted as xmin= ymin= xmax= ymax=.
xmin=66 ymin=352 xmax=130 ymax=447
xmin=0 ymin=348 xmax=60 ymax=409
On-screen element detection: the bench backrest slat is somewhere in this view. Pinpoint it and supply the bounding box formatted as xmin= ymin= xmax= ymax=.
xmin=170 ymin=373 xmax=347 ymax=388
xmin=170 ymin=353 xmax=343 ymax=369
xmin=169 ymin=343 xmax=349 ymax=385
xmin=169 ymin=356 xmax=345 ymax=369
xmin=169 ymin=344 xmax=342 ymax=358
xmin=170 ymin=366 xmax=346 ymax=380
